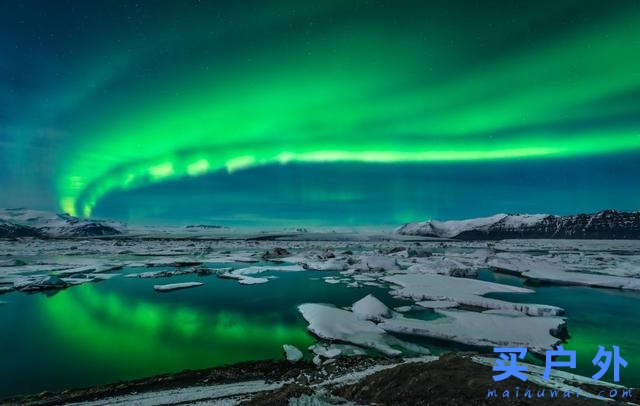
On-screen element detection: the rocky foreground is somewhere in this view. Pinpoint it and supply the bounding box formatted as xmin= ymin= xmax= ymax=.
xmin=3 ymin=353 xmax=636 ymax=405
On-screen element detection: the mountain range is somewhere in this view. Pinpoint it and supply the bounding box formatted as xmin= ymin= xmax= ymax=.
xmin=0 ymin=208 xmax=122 ymax=238
xmin=396 ymin=210 xmax=640 ymax=240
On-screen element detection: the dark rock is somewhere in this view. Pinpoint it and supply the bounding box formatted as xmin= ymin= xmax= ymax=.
xmin=333 ymin=354 xmax=627 ymax=405
xmin=6 ymin=355 xmax=636 ymax=405
xmin=19 ymin=275 xmax=68 ymax=292
xmin=195 ymin=267 xmax=214 ymax=276
xmin=239 ymin=384 xmax=313 ymax=406
xmin=385 ymin=246 xmax=407 ymax=254
xmin=59 ymin=222 xmax=120 ymax=237
xmin=407 ymin=247 xmax=432 ymax=257
xmin=317 ymin=249 xmax=335 ymax=259
xmin=450 ymin=268 xmax=478 ymax=278
xmin=261 ymin=247 xmax=291 ymax=260
xmin=0 ymin=221 xmax=43 ymax=238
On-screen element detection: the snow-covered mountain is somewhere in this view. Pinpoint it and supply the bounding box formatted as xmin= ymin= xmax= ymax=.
xmin=396 ymin=210 xmax=640 ymax=240
xmin=0 ymin=208 xmax=122 ymax=238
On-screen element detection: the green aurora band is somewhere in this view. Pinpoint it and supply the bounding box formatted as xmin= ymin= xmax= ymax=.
xmin=50 ymin=3 xmax=640 ymax=216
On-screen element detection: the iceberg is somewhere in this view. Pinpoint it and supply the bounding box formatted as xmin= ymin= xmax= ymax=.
xmin=379 ymin=310 xmax=566 ymax=355
xmin=282 ymin=344 xmax=303 ymax=362
xmin=153 ymin=282 xmax=204 ymax=292
xmin=298 ymin=303 xmax=429 ymax=357
xmin=384 ymin=273 xmax=564 ymax=316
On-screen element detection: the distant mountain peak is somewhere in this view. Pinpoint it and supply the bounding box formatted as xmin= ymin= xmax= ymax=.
xmin=0 ymin=208 xmax=122 ymax=238
xmin=396 ymin=210 xmax=640 ymax=240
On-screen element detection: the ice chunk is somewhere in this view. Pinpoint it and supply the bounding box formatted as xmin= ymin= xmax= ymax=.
xmin=352 ymin=294 xmax=392 ymax=321
xmin=282 ymin=344 xmax=303 ymax=362
xmin=237 ymin=276 xmax=269 ymax=285
xmin=153 ymin=282 xmax=203 ymax=292
xmin=489 ymin=253 xmax=640 ymax=290
xmin=309 ymin=343 xmax=366 ymax=358
xmin=0 ymin=286 xmax=13 ymax=294
xmin=353 ymin=255 xmax=399 ymax=272
xmin=379 ymin=310 xmax=566 ymax=355
xmin=416 ymin=300 xmax=458 ymax=309
xmin=405 ymin=257 xmax=477 ymax=277
xmin=15 ymin=275 xmax=68 ymax=292
xmin=298 ymin=303 xmax=429 ymax=357
xmin=384 ymin=273 xmax=563 ymax=316
xmin=232 ymin=264 xmax=304 ymax=275
xmin=302 ymin=258 xmax=348 ymax=271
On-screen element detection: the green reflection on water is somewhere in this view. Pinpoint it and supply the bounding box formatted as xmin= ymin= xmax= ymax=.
xmin=1 ymin=268 xmax=416 ymax=397
xmin=41 ymin=283 xmax=314 ymax=372
xmin=3 ymin=267 xmax=639 ymax=396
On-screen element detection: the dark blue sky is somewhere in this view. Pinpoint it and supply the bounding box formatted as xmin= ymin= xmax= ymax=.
xmin=1 ymin=0 xmax=639 ymax=225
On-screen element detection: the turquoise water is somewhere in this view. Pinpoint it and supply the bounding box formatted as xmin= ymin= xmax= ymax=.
xmin=0 ymin=265 xmax=411 ymax=397
xmin=480 ymin=270 xmax=640 ymax=387
xmin=1 ymin=266 xmax=639 ymax=397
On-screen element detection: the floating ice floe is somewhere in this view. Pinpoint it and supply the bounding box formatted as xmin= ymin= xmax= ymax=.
xmin=0 ymin=284 xmax=14 ymax=293
xmin=216 ymin=264 xmax=302 ymax=285
xmin=125 ymin=266 xmax=219 ymax=279
xmin=493 ymin=238 xmax=640 ymax=253
xmin=217 ymin=271 xmax=271 ymax=285
xmin=384 ymin=273 xmax=564 ymax=316
xmin=232 ymin=264 xmax=304 ymax=275
xmin=146 ymin=260 xmax=203 ymax=268
xmin=298 ymin=303 xmax=429 ymax=357
xmin=13 ymin=275 xmax=68 ymax=292
xmin=322 ymin=277 xmax=342 ymax=284
xmin=489 ymin=253 xmax=640 ymax=291
xmin=309 ymin=343 xmax=366 ymax=358
xmin=301 ymin=293 xmax=566 ymax=358
xmin=352 ymin=254 xmax=399 ymax=272
xmin=379 ymin=309 xmax=566 ymax=355
xmin=302 ymin=258 xmax=348 ymax=271
xmin=282 ymin=344 xmax=303 ymax=362
xmin=125 ymin=270 xmax=172 ymax=278
xmin=0 ymin=259 xmax=26 ymax=267
xmin=403 ymin=256 xmax=478 ymax=277
xmin=225 ymin=253 xmax=260 ymax=263
xmin=415 ymin=300 xmax=458 ymax=309
xmin=153 ymin=282 xmax=204 ymax=292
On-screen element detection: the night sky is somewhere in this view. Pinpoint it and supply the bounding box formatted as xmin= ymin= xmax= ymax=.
xmin=1 ymin=1 xmax=639 ymax=225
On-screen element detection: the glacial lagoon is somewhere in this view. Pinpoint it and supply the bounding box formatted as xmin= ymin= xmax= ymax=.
xmin=0 ymin=266 xmax=405 ymax=397
xmin=2 ymin=264 xmax=640 ymax=397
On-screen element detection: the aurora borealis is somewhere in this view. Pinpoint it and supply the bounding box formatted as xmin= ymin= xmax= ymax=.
xmin=2 ymin=1 xmax=640 ymax=224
